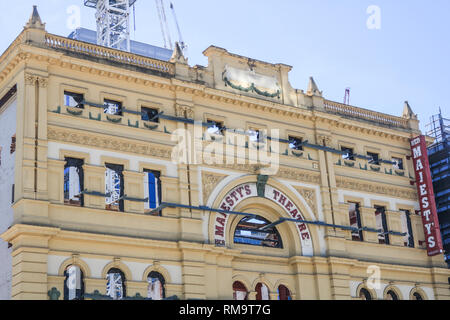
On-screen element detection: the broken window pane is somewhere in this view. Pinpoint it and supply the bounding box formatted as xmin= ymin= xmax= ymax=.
xmin=64 ymin=158 xmax=84 ymax=206
xmin=367 ymin=152 xmax=380 ymax=165
xmin=105 ymin=164 xmax=124 ymax=212
xmin=392 ymin=157 xmax=404 ymax=170
xmin=104 ymin=99 xmax=122 ymax=116
xmin=206 ymin=120 xmax=225 ymax=136
xmin=400 ymin=209 xmax=414 ymax=247
xmin=64 ymin=265 xmax=84 ymax=300
xmin=147 ymin=271 xmax=165 ymax=300
xmin=348 ymin=202 xmax=363 ymax=241
xmin=64 ymin=91 xmax=84 ymax=109
xmin=234 ymin=216 xmax=283 ymax=248
xmin=289 ymin=136 xmax=303 ymax=151
xmin=141 ymin=107 xmax=159 ymax=123
xmin=375 ymin=206 xmax=389 ymax=245
xmin=144 ymin=169 xmax=161 ymax=215
xmin=341 ymin=147 xmax=354 ymax=160
xmin=106 ymin=268 xmax=125 ymax=300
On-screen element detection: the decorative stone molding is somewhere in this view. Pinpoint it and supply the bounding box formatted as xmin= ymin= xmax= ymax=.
xmin=175 ymin=104 xmax=194 ymax=119
xmin=201 ymin=171 xmax=227 ymax=204
xmin=24 ymin=72 xmax=38 ymax=85
xmin=294 ymin=186 xmax=317 ymax=214
xmin=48 ymin=127 xmax=173 ymax=159
xmin=316 ymin=134 xmax=332 ymax=147
xmin=276 ymin=167 xmax=321 ymax=184
xmin=336 ymin=177 xmax=417 ymax=200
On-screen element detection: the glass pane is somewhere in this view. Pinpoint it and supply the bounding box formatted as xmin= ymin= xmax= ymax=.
xmin=234 ymin=216 xmax=282 ymax=248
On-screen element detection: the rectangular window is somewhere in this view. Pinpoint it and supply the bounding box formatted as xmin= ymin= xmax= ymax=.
xmin=375 ymin=206 xmax=389 ymax=245
xmin=104 ymin=99 xmax=122 ymax=116
xmin=64 ymin=91 xmax=84 ymax=109
xmin=392 ymin=157 xmax=404 ymax=170
xmin=64 ymin=158 xmax=84 ymax=207
xmin=400 ymin=209 xmax=414 ymax=248
xmin=348 ymin=202 xmax=363 ymax=241
xmin=143 ymin=169 xmax=162 ymax=215
xmin=141 ymin=107 xmax=159 ymax=123
xmin=105 ymin=164 xmax=124 ymax=212
xmin=206 ymin=119 xmax=225 ymax=136
xmin=10 ymin=135 xmax=16 ymax=154
xmin=289 ymin=136 xmax=303 ymax=151
xmin=249 ymin=129 xmax=262 ymax=142
xmin=367 ymin=152 xmax=380 ymax=165
xmin=341 ymin=147 xmax=354 ymax=160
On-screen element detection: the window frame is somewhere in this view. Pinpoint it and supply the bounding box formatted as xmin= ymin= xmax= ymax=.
xmin=106 ymin=268 xmax=126 ymax=300
xmin=141 ymin=106 xmax=160 ymax=123
xmin=105 ymin=163 xmax=125 ymax=212
xmin=63 ymin=265 xmax=85 ymax=300
xmin=64 ymin=91 xmax=85 ymax=109
xmin=233 ymin=216 xmax=283 ymax=249
xmin=348 ymin=202 xmax=363 ymax=241
xmin=374 ymin=205 xmax=390 ymax=245
xmin=103 ymin=98 xmax=123 ymax=116
xmin=288 ymin=136 xmax=303 ymax=151
xmin=143 ymin=169 xmax=162 ymax=215
xmin=64 ymin=157 xmax=84 ymax=207
xmin=341 ymin=146 xmax=355 ymax=161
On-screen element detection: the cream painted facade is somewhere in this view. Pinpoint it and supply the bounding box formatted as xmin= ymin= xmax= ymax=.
xmin=0 ymin=8 xmax=449 ymax=300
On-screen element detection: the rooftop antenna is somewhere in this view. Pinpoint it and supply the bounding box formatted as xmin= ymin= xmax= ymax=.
xmin=155 ymin=0 xmax=173 ymax=50
xmin=344 ymin=87 xmax=351 ymax=105
xmin=170 ymin=2 xmax=188 ymax=56
xmin=84 ymin=0 xmax=137 ymax=52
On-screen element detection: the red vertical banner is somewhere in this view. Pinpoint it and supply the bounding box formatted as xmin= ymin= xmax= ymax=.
xmin=410 ymin=136 xmax=444 ymax=256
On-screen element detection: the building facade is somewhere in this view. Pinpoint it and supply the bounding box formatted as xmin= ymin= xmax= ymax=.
xmin=427 ymin=111 xmax=450 ymax=267
xmin=0 ymin=8 xmax=449 ymax=300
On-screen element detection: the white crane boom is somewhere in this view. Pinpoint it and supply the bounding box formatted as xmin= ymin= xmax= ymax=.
xmin=170 ymin=2 xmax=187 ymax=55
xmin=155 ymin=0 xmax=173 ymax=50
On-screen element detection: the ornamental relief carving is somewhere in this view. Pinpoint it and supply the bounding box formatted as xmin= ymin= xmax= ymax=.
xmin=175 ymin=104 xmax=194 ymax=119
xmin=48 ymin=128 xmax=173 ymax=159
xmin=336 ymin=177 xmax=417 ymax=200
xmin=201 ymin=171 xmax=227 ymax=204
xmin=294 ymin=187 xmax=317 ymax=214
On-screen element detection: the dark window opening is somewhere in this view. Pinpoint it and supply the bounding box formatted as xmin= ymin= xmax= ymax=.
xmin=249 ymin=129 xmax=263 ymax=143
xmin=234 ymin=216 xmax=283 ymax=248
xmin=375 ymin=206 xmax=389 ymax=245
xmin=412 ymin=292 xmax=423 ymax=300
xmin=104 ymin=99 xmax=122 ymax=116
xmin=392 ymin=157 xmax=404 ymax=170
xmin=289 ymin=136 xmax=303 ymax=151
xmin=386 ymin=290 xmax=398 ymax=300
xmin=141 ymin=107 xmax=159 ymax=123
xmin=359 ymin=288 xmax=372 ymax=300
xmin=64 ymin=91 xmax=84 ymax=109
xmin=348 ymin=202 xmax=363 ymax=241
xmin=277 ymin=285 xmax=292 ymax=300
xmin=233 ymin=281 xmax=248 ymax=300
xmin=144 ymin=169 xmax=162 ymax=216
xmin=10 ymin=135 xmax=16 ymax=154
xmin=147 ymin=271 xmax=165 ymax=300
xmin=206 ymin=119 xmax=225 ymax=136
xmin=367 ymin=152 xmax=380 ymax=165
xmin=341 ymin=147 xmax=354 ymax=160
xmin=400 ymin=209 xmax=414 ymax=248
xmin=255 ymin=283 xmax=270 ymax=300
xmin=105 ymin=163 xmax=124 ymax=212
xmin=64 ymin=265 xmax=84 ymax=300
xmin=64 ymin=158 xmax=84 ymax=207
xmin=106 ymin=268 xmax=126 ymax=300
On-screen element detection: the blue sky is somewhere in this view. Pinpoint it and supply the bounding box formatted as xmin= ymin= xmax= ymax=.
xmin=1 ymin=0 xmax=449 ymax=131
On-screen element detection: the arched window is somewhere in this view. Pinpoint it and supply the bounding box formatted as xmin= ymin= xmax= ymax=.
xmin=64 ymin=265 xmax=84 ymax=300
xmin=147 ymin=271 xmax=165 ymax=300
xmin=359 ymin=288 xmax=372 ymax=300
xmin=106 ymin=268 xmax=126 ymax=300
xmin=277 ymin=285 xmax=291 ymax=300
xmin=234 ymin=216 xmax=283 ymax=248
xmin=232 ymin=281 xmax=248 ymax=300
xmin=412 ymin=292 xmax=423 ymax=300
xmin=255 ymin=283 xmax=270 ymax=300
xmin=386 ymin=290 xmax=399 ymax=300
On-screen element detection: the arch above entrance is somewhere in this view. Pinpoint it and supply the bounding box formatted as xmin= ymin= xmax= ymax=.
xmin=210 ymin=181 xmax=314 ymax=256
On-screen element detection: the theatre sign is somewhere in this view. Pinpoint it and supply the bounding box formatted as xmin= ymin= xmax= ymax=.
xmin=410 ymin=136 xmax=444 ymax=256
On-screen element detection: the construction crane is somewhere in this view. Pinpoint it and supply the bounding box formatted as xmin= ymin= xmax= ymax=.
xmin=170 ymin=2 xmax=188 ymax=56
xmin=84 ymin=0 xmax=137 ymax=52
xmin=155 ymin=0 xmax=173 ymax=50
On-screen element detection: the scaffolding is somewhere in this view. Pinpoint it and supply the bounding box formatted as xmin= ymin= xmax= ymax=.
xmin=84 ymin=0 xmax=137 ymax=52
